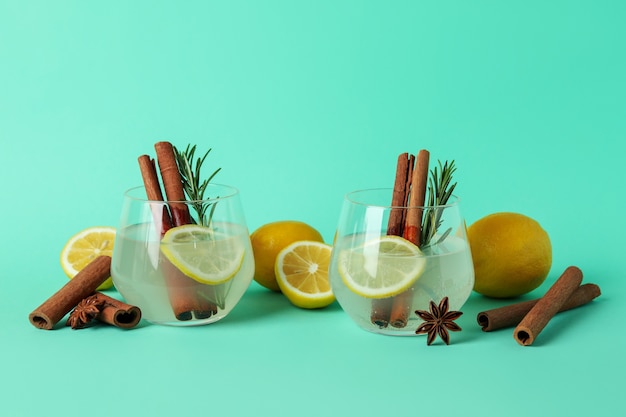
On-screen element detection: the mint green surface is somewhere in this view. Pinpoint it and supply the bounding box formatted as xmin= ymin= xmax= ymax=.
xmin=1 ymin=1 xmax=624 ymax=416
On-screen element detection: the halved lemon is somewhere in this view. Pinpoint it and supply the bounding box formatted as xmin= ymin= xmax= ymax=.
xmin=337 ymin=235 xmax=426 ymax=299
xmin=275 ymin=240 xmax=334 ymax=309
xmin=60 ymin=226 xmax=116 ymax=290
xmin=160 ymin=224 xmax=245 ymax=285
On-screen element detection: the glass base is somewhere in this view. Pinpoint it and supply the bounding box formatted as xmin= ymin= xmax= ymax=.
xmin=356 ymin=320 xmax=424 ymax=336
xmin=145 ymin=315 xmax=226 ymax=327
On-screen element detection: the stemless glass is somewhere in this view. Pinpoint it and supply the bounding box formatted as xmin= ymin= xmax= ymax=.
xmin=329 ymin=188 xmax=474 ymax=336
xmin=111 ymin=184 xmax=254 ymax=326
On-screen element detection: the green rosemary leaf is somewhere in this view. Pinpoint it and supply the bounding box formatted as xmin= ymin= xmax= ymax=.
xmin=174 ymin=144 xmax=221 ymax=226
xmin=204 ymin=166 xmax=221 ymax=185
xmin=435 ymin=227 xmax=452 ymax=245
xmin=420 ymin=160 xmax=457 ymax=248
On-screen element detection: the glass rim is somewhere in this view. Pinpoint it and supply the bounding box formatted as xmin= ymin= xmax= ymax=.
xmin=344 ymin=187 xmax=461 ymax=209
xmin=123 ymin=183 xmax=239 ymax=204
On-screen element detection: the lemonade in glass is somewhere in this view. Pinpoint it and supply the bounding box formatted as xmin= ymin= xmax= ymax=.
xmin=329 ymin=189 xmax=474 ymax=336
xmin=111 ymin=184 xmax=254 ymax=326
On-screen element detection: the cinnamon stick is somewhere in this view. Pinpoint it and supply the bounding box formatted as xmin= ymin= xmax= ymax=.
xmin=389 ymin=150 xmax=430 ymax=328
xmin=154 ymin=142 xmax=219 ymax=319
xmin=389 ymin=287 xmax=414 ymax=328
xmin=387 ymin=153 xmax=412 ymax=237
xmin=370 ymin=153 xmax=413 ymax=328
xmin=154 ymin=141 xmax=192 ymax=227
xmin=93 ymin=292 xmax=142 ymax=329
xmin=29 ymin=256 xmax=111 ymax=330
xmin=370 ymin=300 xmax=393 ymax=328
xmin=514 ymin=266 xmax=583 ymax=346
xmin=138 ymin=154 xmax=172 ymax=237
xmin=476 ymin=284 xmax=601 ymax=332
xmin=477 ymin=283 xmax=601 ymax=332
xmin=138 ymin=143 xmax=217 ymax=320
xmin=403 ymin=150 xmax=430 ymax=245
xmin=139 ymin=153 xmax=197 ymax=320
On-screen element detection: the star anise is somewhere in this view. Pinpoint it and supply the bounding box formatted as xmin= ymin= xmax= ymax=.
xmin=66 ymin=295 xmax=104 ymax=329
xmin=414 ymin=297 xmax=463 ymax=345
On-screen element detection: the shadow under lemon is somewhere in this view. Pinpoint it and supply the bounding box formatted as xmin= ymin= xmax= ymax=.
xmin=217 ymin=282 xmax=341 ymax=325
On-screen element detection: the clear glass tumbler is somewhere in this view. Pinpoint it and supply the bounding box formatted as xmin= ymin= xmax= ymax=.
xmin=329 ymin=188 xmax=474 ymax=335
xmin=111 ymin=184 xmax=254 ymax=326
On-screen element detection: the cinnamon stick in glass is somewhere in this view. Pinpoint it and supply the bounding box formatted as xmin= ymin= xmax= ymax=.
xmin=139 ymin=154 xmax=195 ymax=320
xmin=154 ymin=141 xmax=192 ymax=227
xmin=403 ymin=149 xmax=430 ymax=245
xmin=370 ymin=153 xmax=413 ymax=327
xmin=137 ymin=155 xmax=173 ymax=238
xmin=138 ymin=145 xmax=216 ymax=320
xmin=389 ymin=150 xmax=429 ymax=328
xmin=388 ymin=153 xmax=413 ymax=238
xmin=154 ymin=141 xmax=218 ymax=319
xmin=29 ymin=256 xmax=112 ymax=330
xmin=514 ymin=266 xmax=583 ymax=346
xmin=477 ymin=283 xmax=601 ymax=332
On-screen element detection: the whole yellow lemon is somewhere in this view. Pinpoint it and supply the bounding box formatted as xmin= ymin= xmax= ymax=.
xmin=250 ymin=220 xmax=324 ymax=291
xmin=467 ymin=212 xmax=552 ymax=298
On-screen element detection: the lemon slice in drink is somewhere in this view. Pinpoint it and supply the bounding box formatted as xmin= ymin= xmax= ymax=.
xmin=337 ymin=235 xmax=426 ymax=299
xmin=160 ymin=225 xmax=245 ymax=285
xmin=60 ymin=226 xmax=116 ymax=290
xmin=275 ymin=240 xmax=335 ymax=309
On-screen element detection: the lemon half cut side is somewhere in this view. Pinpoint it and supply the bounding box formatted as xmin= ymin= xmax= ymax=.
xmin=160 ymin=224 xmax=245 ymax=285
xmin=275 ymin=240 xmax=335 ymax=309
xmin=60 ymin=226 xmax=116 ymax=291
xmin=337 ymin=235 xmax=426 ymax=299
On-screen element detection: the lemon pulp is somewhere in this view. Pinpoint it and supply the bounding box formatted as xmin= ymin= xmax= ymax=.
xmin=275 ymin=240 xmax=335 ymax=309
xmin=160 ymin=224 xmax=245 ymax=285
xmin=337 ymin=235 xmax=426 ymax=299
xmin=60 ymin=226 xmax=116 ymax=290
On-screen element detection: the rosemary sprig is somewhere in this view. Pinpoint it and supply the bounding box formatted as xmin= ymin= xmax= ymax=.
xmin=420 ymin=160 xmax=457 ymax=248
xmin=174 ymin=144 xmax=221 ymax=226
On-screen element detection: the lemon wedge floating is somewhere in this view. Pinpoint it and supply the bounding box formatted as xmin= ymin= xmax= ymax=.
xmin=275 ymin=240 xmax=335 ymax=309
xmin=60 ymin=226 xmax=116 ymax=291
xmin=160 ymin=224 xmax=245 ymax=285
xmin=337 ymin=235 xmax=426 ymax=299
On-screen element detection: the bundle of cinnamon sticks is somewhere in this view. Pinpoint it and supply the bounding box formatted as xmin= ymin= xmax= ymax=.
xmin=138 ymin=141 xmax=218 ymax=321
xmin=371 ymin=150 xmax=430 ymax=329
xmin=477 ymin=265 xmax=601 ymax=345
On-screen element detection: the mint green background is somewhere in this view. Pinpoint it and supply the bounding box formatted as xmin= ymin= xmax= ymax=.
xmin=1 ymin=1 xmax=624 ymax=416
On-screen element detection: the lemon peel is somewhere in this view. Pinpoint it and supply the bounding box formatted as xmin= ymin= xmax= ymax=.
xmin=160 ymin=225 xmax=245 ymax=285
xmin=337 ymin=235 xmax=426 ymax=299
xmin=275 ymin=240 xmax=334 ymax=309
xmin=60 ymin=226 xmax=116 ymax=291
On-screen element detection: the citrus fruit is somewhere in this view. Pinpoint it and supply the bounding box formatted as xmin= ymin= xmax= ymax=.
xmin=250 ymin=220 xmax=324 ymax=291
xmin=467 ymin=212 xmax=552 ymax=298
xmin=60 ymin=226 xmax=116 ymax=290
xmin=337 ymin=235 xmax=426 ymax=299
xmin=275 ymin=240 xmax=334 ymax=309
xmin=160 ymin=224 xmax=245 ymax=285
